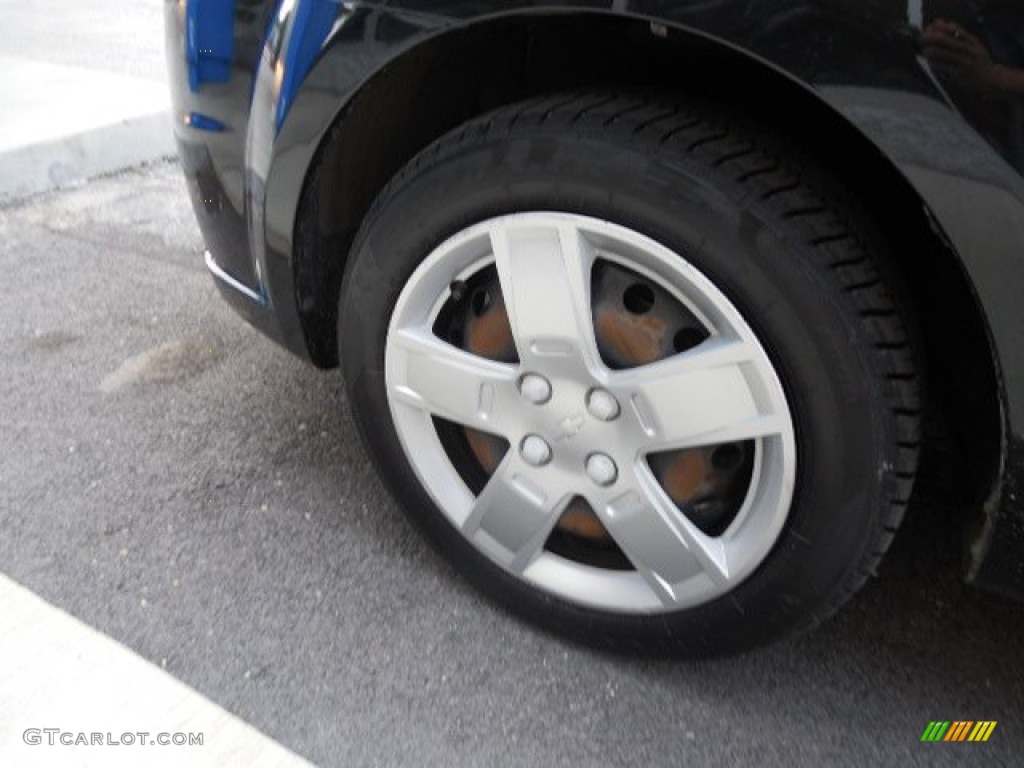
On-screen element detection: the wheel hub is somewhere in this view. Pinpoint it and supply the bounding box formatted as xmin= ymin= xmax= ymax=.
xmin=455 ymin=257 xmax=754 ymax=544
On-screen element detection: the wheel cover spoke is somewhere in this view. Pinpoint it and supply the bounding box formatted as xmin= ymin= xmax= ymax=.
xmin=489 ymin=220 xmax=600 ymax=374
xmin=610 ymin=337 xmax=788 ymax=452
xmin=590 ymin=467 xmax=731 ymax=607
xmin=388 ymin=326 xmax=519 ymax=435
xmin=463 ymin=454 xmax=572 ymax=573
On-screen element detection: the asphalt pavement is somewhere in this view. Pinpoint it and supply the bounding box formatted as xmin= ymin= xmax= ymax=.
xmin=1 ymin=160 xmax=1022 ymax=767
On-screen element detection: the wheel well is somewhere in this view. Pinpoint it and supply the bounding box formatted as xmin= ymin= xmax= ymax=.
xmin=295 ymin=11 xmax=1000 ymax=506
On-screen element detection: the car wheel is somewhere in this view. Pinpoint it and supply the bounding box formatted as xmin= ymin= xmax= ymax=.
xmin=338 ymin=93 xmax=920 ymax=655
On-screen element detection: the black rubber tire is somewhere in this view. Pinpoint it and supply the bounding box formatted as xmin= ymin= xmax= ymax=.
xmin=337 ymin=92 xmax=921 ymax=656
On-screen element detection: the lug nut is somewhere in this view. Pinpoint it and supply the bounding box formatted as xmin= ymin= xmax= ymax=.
xmin=585 ymin=453 xmax=618 ymax=486
xmin=519 ymin=373 xmax=552 ymax=405
xmin=520 ymin=435 xmax=552 ymax=467
xmin=586 ymin=388 xmax=620 ymax=421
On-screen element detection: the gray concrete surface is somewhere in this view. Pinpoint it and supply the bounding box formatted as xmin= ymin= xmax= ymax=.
xmin=0 ymin=0 xmax=171 ymax=201
xmin=1 ymin=161 xmax=1022 ymax=767
xmin=0 ymin=0 xmax=167 ymax=82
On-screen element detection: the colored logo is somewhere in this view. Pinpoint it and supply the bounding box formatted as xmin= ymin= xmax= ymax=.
xmin=921 ymin=721 xmax=997 ymax=742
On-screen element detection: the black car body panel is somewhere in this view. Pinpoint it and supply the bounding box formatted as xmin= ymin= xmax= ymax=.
xmin=165 ymin=0 xmax=1024 ymax=596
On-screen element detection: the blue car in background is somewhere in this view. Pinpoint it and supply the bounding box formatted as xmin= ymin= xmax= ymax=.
xmin=166 ymin=0 xmax=1024 ymax=654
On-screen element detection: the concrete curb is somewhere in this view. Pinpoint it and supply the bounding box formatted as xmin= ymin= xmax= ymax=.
xmin=0 ymin=111 xmax=176 ymax=203
xmin=0 ymin=54 xmax=176 ymax=203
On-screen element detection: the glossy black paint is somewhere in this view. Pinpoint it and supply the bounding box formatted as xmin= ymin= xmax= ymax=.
xmin=970 ymin=436 xmax=1024 ymax=595
xmin=166 ymin=1 xmax=1024 ymax=595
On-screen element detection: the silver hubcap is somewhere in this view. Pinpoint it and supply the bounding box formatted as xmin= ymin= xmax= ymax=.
xmin=385 ymin=212 xmax=796 ymax=613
